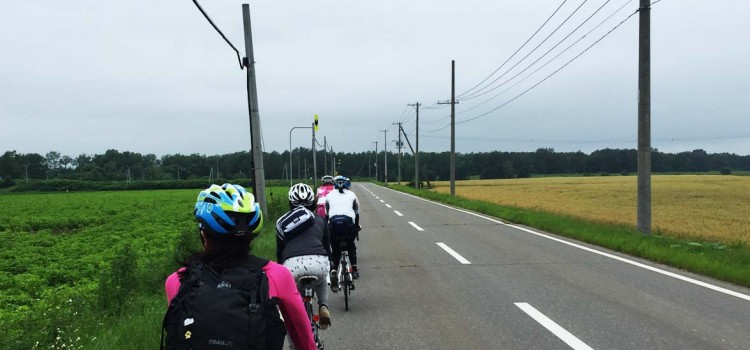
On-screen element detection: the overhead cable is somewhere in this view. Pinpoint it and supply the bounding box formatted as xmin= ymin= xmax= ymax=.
xmin=460 ymin=0 xmax=613 ymax=102
xmin=457 ymin=7 xmax=640 ymax=126
xmin=458 ymin=0 xmax=591 ymax=101
xmin=456 ymin=0 xmax=568 ymax=99
xmin=456 ymin=0 xmax=633 ymax=116
xmin=191 ymin=0 xmax=245 ymax=69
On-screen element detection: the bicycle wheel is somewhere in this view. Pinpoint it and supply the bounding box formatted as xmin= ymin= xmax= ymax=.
xmin=341 ymin=255 xmax=350 ymax=311
xmin=343 ymin=278 xmax=349 ymax=311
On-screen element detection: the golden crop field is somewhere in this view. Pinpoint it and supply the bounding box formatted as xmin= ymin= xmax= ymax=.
xmin=432 ymin=175 xmax=750 ymax=245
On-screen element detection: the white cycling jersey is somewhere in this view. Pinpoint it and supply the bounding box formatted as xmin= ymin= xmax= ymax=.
xmin=324 ymin=189 xmax=359 ymax=222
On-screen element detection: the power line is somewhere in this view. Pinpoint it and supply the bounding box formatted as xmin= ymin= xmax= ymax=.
xmin=459 ymin=0 xmax=614 ymax=102
xmin=457 ymin=7 xmax=640 ymax=126
xmin=456 ymin=0 xmax=569 ymax=99
xmin=420 ymin=133 xmax=750 ymax=144
xmin=191 ymin=0 xmax=244 ymax=69
xmin=455 ymin=0 xmax=634 ymax=117
xmin=459 ymin=0 xmax=591 ymax=101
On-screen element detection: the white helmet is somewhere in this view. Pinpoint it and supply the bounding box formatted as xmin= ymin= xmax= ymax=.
xmin=288 ymin=183 xmax=315 ymax=207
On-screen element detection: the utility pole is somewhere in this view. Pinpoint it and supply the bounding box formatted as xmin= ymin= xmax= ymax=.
xmin=24 ymin=164 xmax=29 ymax=183
xmin=437 ymin=60 xmax=458 ymax=196
xmin=380 ymin=129 xmax=388 ymax=183
xmin=393 ymin=122 xmax=403 ymax=184
xmin=330 ymin=146 xmax=335 ymax=174
xmin=373 ymin=141 xmax=379 ymax=181
xmin=312 ymin=121 xmax=317 ymax=187
xmin=408 ymin=102 xmax=421 ymax=189
xmin=637 ymin=0 xmax=651 ymax=235
xmin=242 ymin=4 xmax=267 ymax=214
xmin=323 ymin=136 xmax=328 ymax=176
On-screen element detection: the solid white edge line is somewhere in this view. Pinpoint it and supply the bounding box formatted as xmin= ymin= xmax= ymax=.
xmin=515 ymin=303 xmax=593 ymax=350
xmin=436 ymin=242 xmax=471 ymax=264
xmin=394 ymin=210 xmax=403 ymax=216
xmin=382 ymin=186 xmax=750 ymax=302
xmin=408 ymin=221 xmax=425 ymax=231
xmin=385 ymin=204 xmax=392 ymax=208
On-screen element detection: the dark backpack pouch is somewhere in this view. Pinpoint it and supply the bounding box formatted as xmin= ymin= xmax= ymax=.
xmin=161 ymin=256 xmax=286 ymax=350
xmin=328 ymin=215 xmax=354 ymax=238
xmin=276 ymin=206 xmax=316 ymax=242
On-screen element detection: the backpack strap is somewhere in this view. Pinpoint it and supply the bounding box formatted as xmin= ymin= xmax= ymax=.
xmin=245 ymin=255 xmax=269 ymax=349
xmin=160 ymin=260 xmax=206 ymax=350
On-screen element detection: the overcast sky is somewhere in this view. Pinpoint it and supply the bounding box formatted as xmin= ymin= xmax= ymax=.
xmin=2 ymin=0 xmax=749 ymax=158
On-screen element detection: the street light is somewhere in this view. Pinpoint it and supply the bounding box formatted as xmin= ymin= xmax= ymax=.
xmin=289 ymin=126 xmax=312 ymax=186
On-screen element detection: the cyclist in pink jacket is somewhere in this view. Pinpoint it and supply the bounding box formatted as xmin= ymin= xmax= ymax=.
xmin=163 ymin=183 xmax=316 ymax=350
xmin=315 ymin=175 xmax=335 ymax=217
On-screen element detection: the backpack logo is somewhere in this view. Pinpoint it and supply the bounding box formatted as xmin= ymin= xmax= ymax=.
xmin=161 ymin=258 xmax=288 ymax=350
xmin=208 ymin=339 xmax=233 ymax=347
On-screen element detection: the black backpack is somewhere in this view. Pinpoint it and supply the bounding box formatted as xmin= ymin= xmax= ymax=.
xmin=328 ymin=215 xmax=354 ymax=238
xmin=161 ymin=256 xmax=287 ymax=350
xmin=275 ymin=206 xmax=316 ymax=242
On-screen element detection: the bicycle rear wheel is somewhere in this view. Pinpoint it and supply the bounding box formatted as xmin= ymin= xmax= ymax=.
xmin=343 ymin=279 xmax=349 ymax=311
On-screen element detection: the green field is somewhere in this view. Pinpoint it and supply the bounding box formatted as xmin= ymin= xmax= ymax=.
xmin=0 ymin=188 xmax=287 ymax=350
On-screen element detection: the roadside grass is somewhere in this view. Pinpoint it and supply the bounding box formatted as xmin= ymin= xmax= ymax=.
xmin=389 ymin=184 xmax=750 ymax=289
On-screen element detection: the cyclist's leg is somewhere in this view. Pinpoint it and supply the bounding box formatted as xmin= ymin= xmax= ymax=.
xmin=307 ymin=255 xmax=331 ymax=328
xmin=330 ymin=237 xmax=343 ymax=272
xmin=330 ymin=237 xmax=344 ymax=292
xmin=346 ymin=234 xmax=359 ymax=279
xmin=306 ymin=255 xmax=330 ymax=306
xmin=282 ymin=256 xmax=306 ymax=285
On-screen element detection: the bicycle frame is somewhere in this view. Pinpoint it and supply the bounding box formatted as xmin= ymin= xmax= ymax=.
xmin=297 ymin=276 xmax=324 ymax=350
xmin=336 ymin=245 xmax=354 ymax=311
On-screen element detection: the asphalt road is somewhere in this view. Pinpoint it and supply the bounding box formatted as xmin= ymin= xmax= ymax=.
xmin=319 ymin=183 xmax=750 ymax=350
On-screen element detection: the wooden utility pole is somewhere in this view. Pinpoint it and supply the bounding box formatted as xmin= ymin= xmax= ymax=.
xmin=242 ymin=4 xmax=267 ymax=214
xmin=438 ymin=61 xmax=458 ymax=196
xmin=381 ymin=129 xmax=388 ymax=183
xmin=312 ymin=121 xmax=317 ymax=187
xmin=450 ymin=60 xmax=455 ymax=196
xmin=373 ymin=141 xmax=379 ymax=181
xmin=393 ymin=122 xmax=403 ymax=184
xmin=637 ymin=0 xmax=651 ymax=235
xmin=408 ymin=102 xmax=421 ymax=189
xmin=323 ymin=136 xmax=328 ymax=177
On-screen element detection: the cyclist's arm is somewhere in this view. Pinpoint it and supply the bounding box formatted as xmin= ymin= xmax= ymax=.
xmin=321 ymin=218 xmax=332 ymax=257
xmin=352 ymin=194 xmax=360 ymax=226
xmin=164 ymin=269 xmax=184 ymax=305
xmin=264 ymin=263 xmax=317 ymax=350
xmin=275 ymin=234 xmax=285 ymax=263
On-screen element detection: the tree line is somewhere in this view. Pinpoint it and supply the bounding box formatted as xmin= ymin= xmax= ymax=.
xmin=1 ymin=148 xmax=748 ymax=188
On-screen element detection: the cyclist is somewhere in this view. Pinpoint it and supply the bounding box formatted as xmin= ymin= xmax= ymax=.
xmin=164 ymin=183 xmax=316 ymax=350
xmin=276 ymin=183 xmax=332 ymax=330
xmin=325 ymin=175 xmax=361 ymax=290
xmin=315 ymin=175 xmax=335 ymax=217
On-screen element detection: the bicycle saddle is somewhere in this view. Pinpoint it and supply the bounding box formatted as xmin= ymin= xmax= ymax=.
xmin=298 ymin=276 xmax=319 ymax=285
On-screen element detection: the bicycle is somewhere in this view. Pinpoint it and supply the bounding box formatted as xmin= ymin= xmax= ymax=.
xmin=333 ymin=241 xmax=354 ymax=311
xmin=297 ymin=276 xmax=325 ymax=350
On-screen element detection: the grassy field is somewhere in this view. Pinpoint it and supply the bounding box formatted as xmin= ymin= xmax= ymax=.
xmin=431 ymin=175 xmax=750 ymax=246
xmin=0 ymin=187 xmax=287 ymax=350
